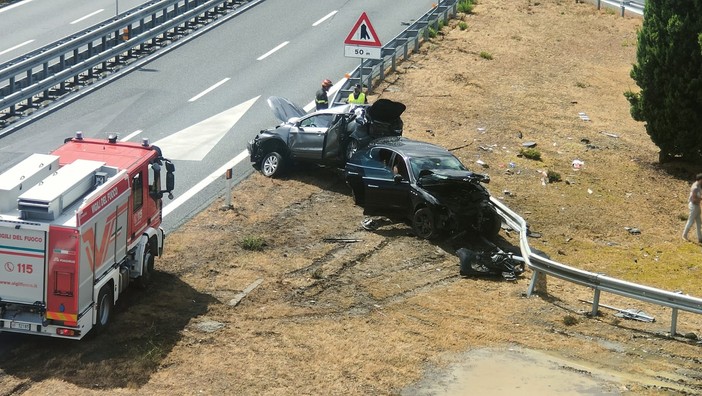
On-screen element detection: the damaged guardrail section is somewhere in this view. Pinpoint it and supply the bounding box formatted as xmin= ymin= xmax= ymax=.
xmin=491 ymin=196 xmax=702 ymax=336
xmin=0 ymin=0 xmax=263 ymax=132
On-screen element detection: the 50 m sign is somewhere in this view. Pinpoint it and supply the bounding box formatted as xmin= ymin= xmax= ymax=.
xmin=344 ymin=45 xmax=381 ymax=60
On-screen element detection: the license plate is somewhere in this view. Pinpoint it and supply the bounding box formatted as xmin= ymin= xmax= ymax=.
xmin=10 ymin=322 xmax=31 ymax=331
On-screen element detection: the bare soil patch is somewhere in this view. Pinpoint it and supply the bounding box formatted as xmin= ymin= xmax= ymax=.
xmin=2 ymin=1 xmax=702 ymax=395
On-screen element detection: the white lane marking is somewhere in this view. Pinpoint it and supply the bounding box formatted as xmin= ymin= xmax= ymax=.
xmin=0 ymin=0 xmax=33 ymax=14
xmin=312 ymin=10 xmax=337 ymax=26
xmin=257 ymin=41 xmax=289 ymax=61
xmin=152 ymin=96 xmax=260 ymax=161
xmin=0 ymin=39 xmax=34 ymax=57
xmin=119 ymin=130 xmax=143 ymax=142
xmin=70 ymin=9 xmax=104 ymax=25
xmin=188 ymin=78 xmax=230 ymax=102
xmin=303 ymin=76 xmax=348 ymax=112
xmin=163 ymin=150 xmax=249 ymax=218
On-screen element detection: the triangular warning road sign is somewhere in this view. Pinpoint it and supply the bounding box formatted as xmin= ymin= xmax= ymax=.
xmin=344 ymin=12 xmax=381 ymax=47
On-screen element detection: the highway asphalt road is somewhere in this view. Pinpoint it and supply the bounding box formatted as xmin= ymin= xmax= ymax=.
xmin=0 ymin=0 xmax=436 ymax=232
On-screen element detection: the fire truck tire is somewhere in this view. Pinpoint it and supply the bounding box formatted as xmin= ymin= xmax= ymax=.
xmin=95 ymin=285 xmax=113 ymax=332
xmin=137 ymin=244 xmax=155 ymax=289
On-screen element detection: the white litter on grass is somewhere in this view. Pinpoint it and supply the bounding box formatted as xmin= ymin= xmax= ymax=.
xmin=572 ymin=159 xmax=584 ymax=169
xmin=579 ymin=112 xmax=591 ymax=121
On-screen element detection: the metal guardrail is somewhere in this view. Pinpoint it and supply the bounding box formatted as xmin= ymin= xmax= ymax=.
xmin=493 ymin=196 xmax=702 ymax=335
xmin=0 ymin=0 xmax=263 ymax=132
xmin=333 ymin=0 xmax=700 ymax=336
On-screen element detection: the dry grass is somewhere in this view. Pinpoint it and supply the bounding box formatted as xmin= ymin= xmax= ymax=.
xmin=2 ymin=1 xmax=702 ymax=395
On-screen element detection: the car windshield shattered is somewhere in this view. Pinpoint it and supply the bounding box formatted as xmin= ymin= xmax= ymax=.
xmin=409 ymin=155 xmax=466 ymax=179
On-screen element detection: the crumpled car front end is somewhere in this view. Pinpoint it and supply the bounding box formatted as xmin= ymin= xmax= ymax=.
xmin=417 ymin=170 xmax=500 ymax=238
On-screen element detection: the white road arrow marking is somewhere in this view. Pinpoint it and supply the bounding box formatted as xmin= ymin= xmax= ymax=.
xmin=152 ymin=96 xmax=260 ymax=161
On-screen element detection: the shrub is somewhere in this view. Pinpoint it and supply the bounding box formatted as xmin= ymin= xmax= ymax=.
xmin=458 ymin=21 xmax=468 ymax=30
xmin=479 ymin=51 xmax=493 ymax=60
xmin=519 ymin=147 xmax=541 ymax=160
xmin=547 ymin=170 xmax=562 ymax=183
xmin=427 ymin=27 xmax=437 ymax=38
xmin=563 ymin=315 xmax=578 ymax=326
xmin=241 ymin=235 xmax=266 ymax=251
xmin=458 ymin=0 xmax=475 ymax=14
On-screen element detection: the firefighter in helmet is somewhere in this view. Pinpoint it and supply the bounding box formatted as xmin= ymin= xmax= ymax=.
xmin=315 ymin=79 xmax=333 ymax=110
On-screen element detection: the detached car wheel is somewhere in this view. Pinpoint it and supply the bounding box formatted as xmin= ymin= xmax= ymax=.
xmin=261 ymin=152 xmax=284 ymax=178
xmin=412 ymin=207 xmax=437 ymax=239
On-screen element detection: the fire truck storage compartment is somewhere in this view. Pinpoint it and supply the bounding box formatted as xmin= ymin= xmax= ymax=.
xmin=0 ymin=227 xmax=47 ymax=305
xmin=17 ymin=159 xmax=106 ymax=221
xmin=0 ymin=154 xmax=59 ymax=213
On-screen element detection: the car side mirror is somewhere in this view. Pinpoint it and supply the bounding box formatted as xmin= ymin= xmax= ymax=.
xmin=393 ymin=174 xmax=403 ymax=183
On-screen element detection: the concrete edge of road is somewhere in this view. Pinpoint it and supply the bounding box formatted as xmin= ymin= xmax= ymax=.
xmin=0 ymin=0 xmax=267 ymax=139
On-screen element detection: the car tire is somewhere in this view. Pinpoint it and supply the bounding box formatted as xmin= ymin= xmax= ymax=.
xmin=412 ymin=207 xmax=437 ymax=239
xmin=480 ymin=206 xmax=502 ymax=240
xmin=261 ymin=152 xmax=284 ymax=178
xmin=345 ymin=139 xmax=359 ymax=161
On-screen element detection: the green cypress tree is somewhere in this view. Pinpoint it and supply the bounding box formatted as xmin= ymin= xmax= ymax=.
xmin=626 ymin=0 xmax=702 ymax=162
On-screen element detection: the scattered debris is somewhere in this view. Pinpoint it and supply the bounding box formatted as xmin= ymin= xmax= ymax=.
xmin=503 ymin=189 xmax=514 ymax=197
xmin=587 ymin=188 xmax=593 ymax=194
xmin=578 ymin=112 xmax=590 ymax=121
xmin=457 ymin=247 xmax=526 ymax=281
xmin=572 ymin=159 xmax=584 ymax=170
xmin=476 ymin=159 xmax=489 ymax=168
xmin=540 ymin=170 xmax=549 ymax=185
xmin=625 ymin=227 xmax=641 ymax=235
xmin=425 ymin=129 xmax=434 ymax=136
xmin=601 ymin=131 xmax=619 ymax=138
xmin=478 ymin=145 xmax=493 ymax=152
xmin=323 ymin=238 xmax=361 ymax=243
xmin=522 ymin=141 xmax=537 ymax=148
xmin=581 ymin=300 xmax=655 ymax=322
xmin=517 ymin=131 xmax=523 ymax=139
xmin=447 ymin=139 xmax=475 ymax=151
xmin=229 ymin=278 xmax=264 ymax=307
xmin=477 ymin=127 xmax=486 ymax=133
xmin=580 ymin=138 xmax=590 ymax=144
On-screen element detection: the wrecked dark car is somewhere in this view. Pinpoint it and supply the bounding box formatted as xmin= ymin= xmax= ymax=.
xmin=345 ymin=137 xmax=502 ymax=240
xmin=247 ymin=96 xmax=406 ymax=177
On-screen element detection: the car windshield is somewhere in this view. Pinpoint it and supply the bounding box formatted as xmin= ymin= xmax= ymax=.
xmin=409 ymin=154 xmax=466 ymax=179
xmin=300 ymin=114 xmax=334 ymax=129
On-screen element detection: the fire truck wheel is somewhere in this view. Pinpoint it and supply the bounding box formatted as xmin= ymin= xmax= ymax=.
xmin=137 ymin=245 xmax=155 ymax=289
xmin=95 ymin=285 xmax=113 ymax=332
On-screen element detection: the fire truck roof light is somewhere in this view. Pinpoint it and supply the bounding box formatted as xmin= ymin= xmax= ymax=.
xmin=108 ymin=134 xmax=117 ymax=143
xmin=75 ymin=131 xmax=83 ymax=140
xmin=142 ymin=138 xmax=150 ymax=147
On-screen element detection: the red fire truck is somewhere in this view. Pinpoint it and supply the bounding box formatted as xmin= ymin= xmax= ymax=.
xmin=0 ymin=133 xmax=175 ymax=339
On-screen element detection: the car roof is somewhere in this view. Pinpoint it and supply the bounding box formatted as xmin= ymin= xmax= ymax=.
xmin=368 ymin=137 xmax=454 ymax=158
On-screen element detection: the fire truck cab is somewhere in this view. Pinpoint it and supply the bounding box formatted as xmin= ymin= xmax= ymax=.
xmin=0 ymin=133 xmax=175 ymax=339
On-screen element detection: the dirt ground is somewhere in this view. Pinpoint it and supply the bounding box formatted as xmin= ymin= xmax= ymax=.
xmin=2 ymin=0 xmax=702 ymax=395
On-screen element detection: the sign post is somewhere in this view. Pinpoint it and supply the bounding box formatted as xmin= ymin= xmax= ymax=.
xmin=344 ymin=12 xmax=382 ymax=92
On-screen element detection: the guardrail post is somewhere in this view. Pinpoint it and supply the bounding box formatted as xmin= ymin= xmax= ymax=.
xmin=591 ymin=289 xmax=601 ymax=317
xmin=222 ymin=167 xmax=233 ymax=209
xmin=670 ymin=308 xmax=678 ymax=335
xmin=597 ymin=0 xmax=601 ymax=10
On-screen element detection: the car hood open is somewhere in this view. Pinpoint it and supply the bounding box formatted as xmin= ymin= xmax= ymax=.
xmin=417 ymin=169 xmax=490 ymax=187
xmin=268 ymin=96 xmax=307 ymax=123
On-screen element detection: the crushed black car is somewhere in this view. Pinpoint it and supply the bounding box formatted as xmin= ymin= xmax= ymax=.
xmin=345 ymin=137 xmax=502 ymax=240
xmin=247 ymin=96 xmax=405 ymax=177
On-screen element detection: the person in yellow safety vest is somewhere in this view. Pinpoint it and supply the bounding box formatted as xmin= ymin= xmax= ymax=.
xmin=347 ymin=84 xmax=368 ymax=105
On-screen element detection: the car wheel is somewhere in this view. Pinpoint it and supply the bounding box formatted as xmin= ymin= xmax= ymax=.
xmin=345 ymin=139 xmax=359 ymax=161
xmin=479 ymin=206 xmax=502 ymax=240
xmin=261 ymin=152 xmax=284 ymax=177
xmin=412 ymin=207 xmax=437 ymax=239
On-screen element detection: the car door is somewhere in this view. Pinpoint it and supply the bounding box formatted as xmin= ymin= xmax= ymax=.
xmin=288 ymin=114 xmax=333 ymax=160
xmin=362 ymin=149 xmax=411 ymax=216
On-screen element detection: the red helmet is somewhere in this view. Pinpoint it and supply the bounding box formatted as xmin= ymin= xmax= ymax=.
xmin=322 ymin=79 xmax=333 ymax=87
